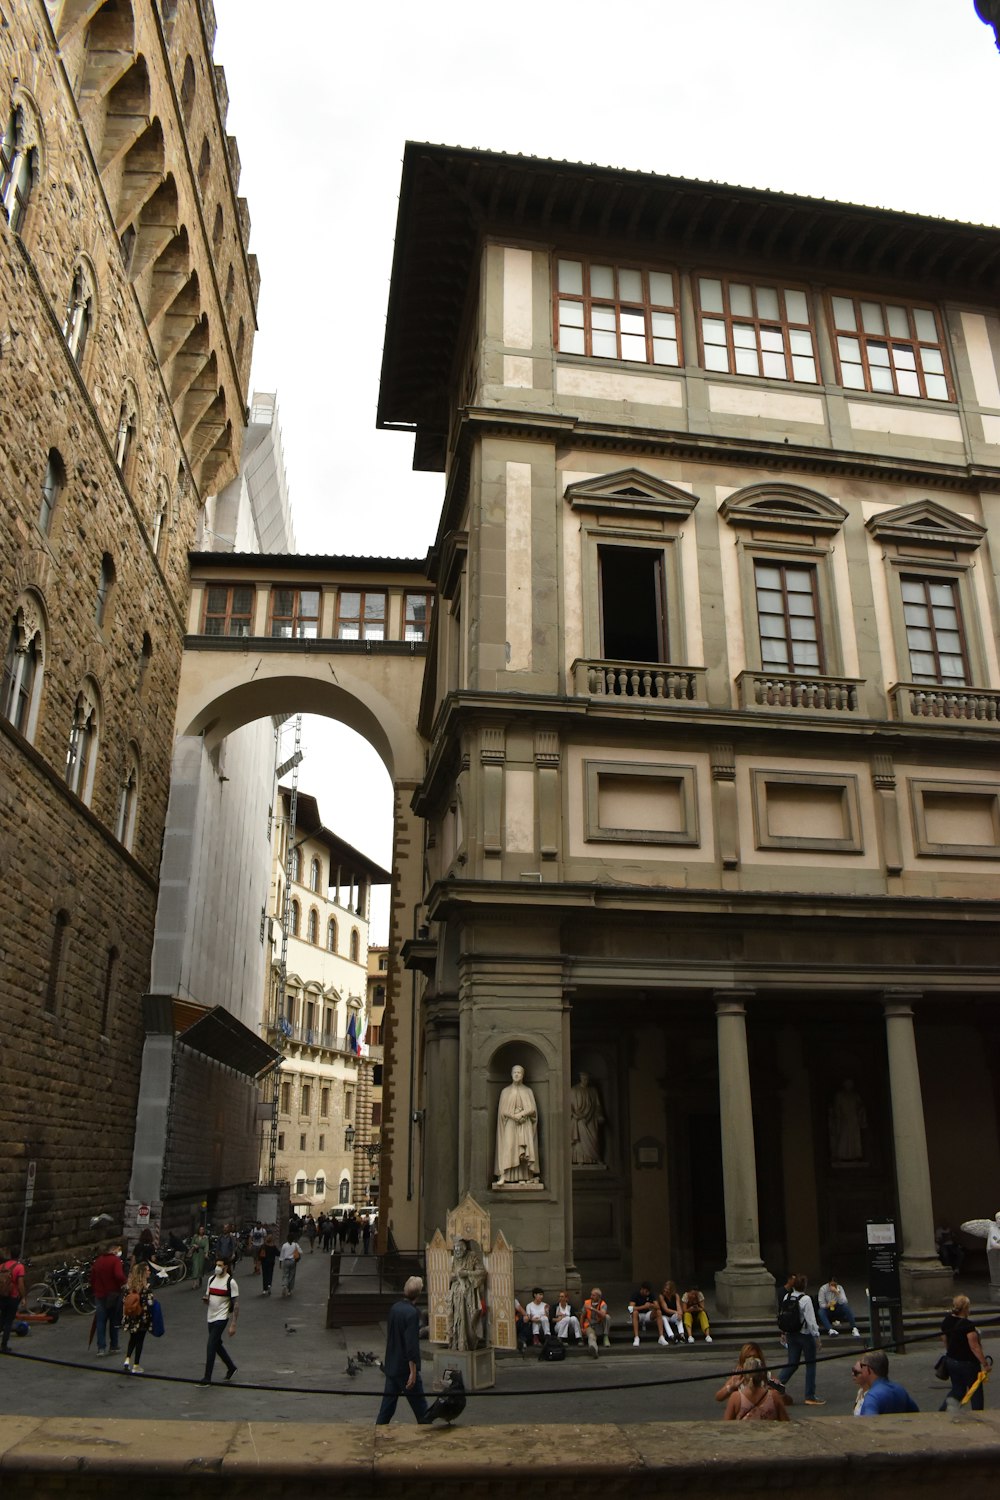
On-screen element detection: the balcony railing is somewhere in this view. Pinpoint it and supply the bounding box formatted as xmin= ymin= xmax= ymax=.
xmin=572 ymin=659 xmax=707 ymax=703
xmin=267 ymin=1019 xmax=359 ymax=1054
xmin=890 ymin=682 xmax=1000 ymax=725
xmin=737 ymin=670 xmax=863 ymax=714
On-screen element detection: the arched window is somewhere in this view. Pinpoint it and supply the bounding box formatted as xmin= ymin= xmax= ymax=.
xmin=114 ymin=388 xmax=139 ymax=482
xmin=2 ymin=598 xmax=44 ymax=740
xmin=338 ymin=1177 xmax=350 ymax=1205
xmin=116 ymin=746 xmax=140 ymax=850
xmin=65 ymin=681 xmax=100 ymax=803
xmin=212 ymin=204 xmax=223 ymax=250
xmin=290 ymin=898 xmax=300 ymax=937
xmin=326 ymin=917 xmax=337 ymax=953
xmin=100 ymin=945 xmax=119 ymax=1034
xmin=197 ymin=136 xmax=210 ymax=189
xmin=0 ymin=100 xmax=40 ymax=233
xmin=224 ymin=263 xmax=234 ymax=308
xmin=295 ymin=1174 xmax=306 ymax=1197
xmin=236 ymin=317 xmax=245 ymax=362
xmin=307 ymin=907 xmax=318 ymax=944
xmin=349 ymin=928 xmax=360 ymax=963
xmin=96 ymin=553 xmax=115 ymax=627
xmin=39 ymin=448 xmax=65 ymax=535
xmin=315 ymin=1174 xmax=326 ymax=1198
xmin=45 ymin=908 xmax=70 ymax=1014
xmin=137 ymin=632 xmax=152 ymax=696
xmin=289 ymin=846 xmax=301 ymax=882
xmin=180 ymin=56 xmax=195 ymax=123
xmin=63 ymin=260 xmax=96 ymax=366
xmin=151 ymin=480 xmax=170 ymax=561
xmin=310 ymin=857 xmax=321 ymax=892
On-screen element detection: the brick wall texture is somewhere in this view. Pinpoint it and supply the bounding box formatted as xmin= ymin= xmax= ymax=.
xmin=0 ymin=0 xmax=255 ymax=1259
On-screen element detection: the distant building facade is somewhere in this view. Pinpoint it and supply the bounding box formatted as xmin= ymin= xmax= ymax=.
xmin=265 ymin=789 xmax=389 ymax=1215
xmin=0 ymin=0 xmax=256 ymax=1254
xmin=380 ymin=145 xmax=1000 ymax=1309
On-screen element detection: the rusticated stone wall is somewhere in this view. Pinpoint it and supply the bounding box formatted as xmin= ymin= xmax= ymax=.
xmin=0 ymin=0 xmax=256 ymax=1260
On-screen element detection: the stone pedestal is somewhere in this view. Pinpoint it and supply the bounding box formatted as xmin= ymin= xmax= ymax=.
xmin=899 ymin=1260 xmax=955 ymax=1309
xmin=431 ymin=1345 xmax=495 ymax=1391
xmin=714 ymin=1265 xmax=777 ymax=1320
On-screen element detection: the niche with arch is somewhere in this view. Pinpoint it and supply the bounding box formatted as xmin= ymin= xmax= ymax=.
xmin=487 ymin=1040 xmax=551 ymax=1191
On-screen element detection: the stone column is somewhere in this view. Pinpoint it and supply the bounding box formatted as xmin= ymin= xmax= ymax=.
xmin=422 ymin=994 xmax=460 ymax=1242
xmin=883 ymin=992 xmax=953 ymax=1306
xmin=713 ymin=991 xmax=775 ymax=1317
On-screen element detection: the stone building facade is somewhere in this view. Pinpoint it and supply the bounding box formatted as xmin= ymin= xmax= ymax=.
xmin=381 ymin=145 xmax=1000 ymax=1310
xmin=264 ymin=787 xmax=388 ymax=1215
xmin=0 ymin=0 xmax=256 ymax=1256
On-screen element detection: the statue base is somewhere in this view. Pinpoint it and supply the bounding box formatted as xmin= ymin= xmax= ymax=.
xmin=431 ymin=1346 xmax=495 ymax=1392
xmin=491 ymin=1179 xmax=544 ymax=1191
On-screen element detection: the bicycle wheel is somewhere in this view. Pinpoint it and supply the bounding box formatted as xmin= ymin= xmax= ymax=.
xmin=26 ymin=1281 xmax=56 ymax=1314
xmin=71 ymin=1282 xmax=95 ymax=1314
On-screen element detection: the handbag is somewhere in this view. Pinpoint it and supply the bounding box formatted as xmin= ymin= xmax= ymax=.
xmin=934 ymin=1354 xmax=949 ymax=1381
xmin=150 ymin=1298 xmax=165 ymax=1338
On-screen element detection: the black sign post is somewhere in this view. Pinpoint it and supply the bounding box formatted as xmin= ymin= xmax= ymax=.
xmin=866 ymin=1219 xmax=905 ymax=1352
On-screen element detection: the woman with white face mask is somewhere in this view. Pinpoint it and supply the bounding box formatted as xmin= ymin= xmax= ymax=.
xmin=199 ymin=1257 xmax=239 ymax=1385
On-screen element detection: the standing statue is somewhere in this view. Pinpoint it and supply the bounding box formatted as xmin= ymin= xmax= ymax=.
xmin=828 ymin=1078 xmax=867 ymax=1164
xmin=446 ymin=1237 xmax=487 ymax=1351
xmin=960 ymin=1212 xmax=1000 ymax=1288
xmin=570 ymin=1071 xmax=605 ymax=1166
xmin=493 ymin=1064 xmax=542 ymax=1186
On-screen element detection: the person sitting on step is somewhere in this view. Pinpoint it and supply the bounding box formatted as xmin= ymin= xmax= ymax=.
xmin=682 ymin=1287 xmax=712 ymax=1343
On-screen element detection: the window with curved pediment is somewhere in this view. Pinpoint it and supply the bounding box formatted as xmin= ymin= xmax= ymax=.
xmin=721 ymin=484 xmax=851 ymax=689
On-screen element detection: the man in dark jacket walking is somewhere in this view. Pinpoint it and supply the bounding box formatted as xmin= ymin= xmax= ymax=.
xmin=375 ymin=1276 xmax=429 ymax=1425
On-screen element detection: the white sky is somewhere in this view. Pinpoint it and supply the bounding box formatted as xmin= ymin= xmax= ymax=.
xmin=213 ymin=0 xmax=1000 ymax=941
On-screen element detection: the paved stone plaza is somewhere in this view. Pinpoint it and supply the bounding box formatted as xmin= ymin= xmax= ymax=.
xmin=3 ymin=1251 xmax=994 ymax=1427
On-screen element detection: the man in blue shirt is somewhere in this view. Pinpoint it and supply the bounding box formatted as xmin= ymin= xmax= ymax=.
xmin=852 ymin=1350 xmax=919 ymax=1415
xmin=376 ymin=1276 xmax=430 ymax=1425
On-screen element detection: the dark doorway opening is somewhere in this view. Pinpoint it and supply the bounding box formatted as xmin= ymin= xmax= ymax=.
xmin=599 ymin=546 xmax=665 ymax=662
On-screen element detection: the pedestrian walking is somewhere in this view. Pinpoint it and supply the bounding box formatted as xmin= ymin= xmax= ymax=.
xmin=346 ymin=1214 xmax=360 ymax=1253
xmin=0 ymin=1245 xmax=26 ymax=1355
xmin=939 ymin=1294 xmax=990 ymax=1411
xmin=279 ymin=1234 xmax=302 ymax=1296
xmin=306 ymin=1215 xmax=317 ymax=1252
xmin=122 ymin=1263 xmax=153 ymax=1374
xmin=259 ymin=1233 xmax=278 ymax=1296
xmin=777 ymin=1274 xmax=825 ymax=1406
xmin=250 ymin=1222 xmax=266 ymax=1274
xmin=361 ymin=1215 xmax=372 ymax=1255
xmin=375 ymin=1276 xmax=430 ymax=1425
xmin=90 ymin=1240 xmax=126 ymax=1356
xmin=199 ymin=1257 xmax=238 ymax=1385
xmin=188 ymin=1224 xmax=209 ymax=1287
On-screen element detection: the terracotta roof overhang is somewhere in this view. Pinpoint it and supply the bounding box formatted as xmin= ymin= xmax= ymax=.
xmin=378 ymin=143 xmax=1000 ymax=472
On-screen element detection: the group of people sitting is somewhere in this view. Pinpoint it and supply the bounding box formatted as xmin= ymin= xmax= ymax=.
xmin=514 ymin=1281 xmax=713 ymax=1354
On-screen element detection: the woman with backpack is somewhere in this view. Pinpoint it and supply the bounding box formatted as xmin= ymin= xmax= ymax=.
xmin=122 ymin=1263 xmax=153 ymax=1374
xmin=723 ymin=1358 xmax=790 ymax=1421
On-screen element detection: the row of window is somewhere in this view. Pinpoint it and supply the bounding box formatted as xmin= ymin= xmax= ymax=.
xmin=279 ymin=1077 xmax=351 ymax=1122
xmin=602 ymin=542 xmax=971 ymax=691
xmin=287 ymin=900 xmax=362 ymax=959
xmin=201 ymin=584 xmax=431 ymax=642
xmin=2 ymin=605 xmax=145 ymax=848
xmin=555 ymin=257 xmax=953 ymax=401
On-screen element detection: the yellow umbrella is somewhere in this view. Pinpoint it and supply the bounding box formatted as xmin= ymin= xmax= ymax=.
xmin=960 ymin=1366 xmax=991 ymax=1406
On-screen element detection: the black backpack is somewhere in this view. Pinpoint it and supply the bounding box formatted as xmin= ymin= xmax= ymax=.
xmin=539 ymin=1334 xmax=566 ymax=1362
xmin=777 ymin=1291 xmax=803 ymax=1334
